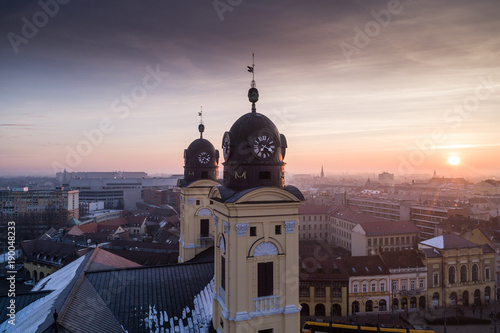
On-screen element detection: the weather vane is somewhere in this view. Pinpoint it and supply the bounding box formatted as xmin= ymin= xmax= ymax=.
xmin=247 ymin=53 xmax=255 ymax=88
xmin=198 ymin=106 xmax=204 ymax=138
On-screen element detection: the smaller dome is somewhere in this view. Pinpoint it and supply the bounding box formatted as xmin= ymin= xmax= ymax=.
xmin=185 ymin=138 xmax=218 ymax=168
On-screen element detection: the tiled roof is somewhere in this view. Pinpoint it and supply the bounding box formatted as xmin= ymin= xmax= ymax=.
xmin=379 ymin=250 xmax=425 ymax=269
xmin=420 ymin=234 xmax=479 ymax=249
xmin=59 ymin=277 xmax=124 ymax=333
xmin=21 ymin=239 xmax=87 ymax=267
xmin=87 ymin=248 xmax=142 ymax=272
xmin=330 ymin=205 xmax=389 ymax=224
xmin=340 ymin=255 xmax=389 ymax=277
xmin=103 ymin=249 xmax=178 ymax=266
xmin=358 ymin=220 xmax=420 ymax=235
xmin=86 ymin=262 xmax=215 ymax=332
xmin=421 ymin=247 xmax=442 ymax=258
xmin=299 ymin=205 xmax=331 ymax=215
xmin=0 ymin=291 xmax=51 ymax=321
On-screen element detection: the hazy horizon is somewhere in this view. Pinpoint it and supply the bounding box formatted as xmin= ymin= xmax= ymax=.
xmin=2 ymin=1 xmax=499 ymax=179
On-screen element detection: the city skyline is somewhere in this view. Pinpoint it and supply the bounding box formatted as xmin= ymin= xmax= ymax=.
xmin=1 ymin=0 xmax=499 ymax=178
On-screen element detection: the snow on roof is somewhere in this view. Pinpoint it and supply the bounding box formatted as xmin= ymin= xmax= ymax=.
xmin=0 ymin=255 xmax=86 ymax=333
xmin=142 ymin=277 xmax=214 ymax=332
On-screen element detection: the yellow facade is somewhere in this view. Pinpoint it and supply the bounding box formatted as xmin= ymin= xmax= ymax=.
xmin=210 ymin=186 xmax=304 ymax=333
xmin=23 ymin=261 xmax=57 ymax=282
xmin=424 ymin=246 xmax=495 ymax=309
xmin=178 ymin=179 xmax=219 ymax=263
xmin=299 ymin=284 xmax=348 ymax=317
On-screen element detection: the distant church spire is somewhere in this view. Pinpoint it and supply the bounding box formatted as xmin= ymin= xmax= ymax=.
xmin=321 ymin=165 xmax=324 ymax=178
xmin=247 ymin=53 xmax=259 ymax=113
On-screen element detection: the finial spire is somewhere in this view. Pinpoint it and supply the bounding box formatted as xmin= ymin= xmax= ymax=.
xmin=247 ymin=53 xmax=259 ymax=113
xmin=198 ymin=106 xmax=204 ymax=138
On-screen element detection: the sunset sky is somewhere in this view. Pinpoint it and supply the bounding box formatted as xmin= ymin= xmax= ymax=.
xmin=1 ymin=0 xmax=499 ymax=178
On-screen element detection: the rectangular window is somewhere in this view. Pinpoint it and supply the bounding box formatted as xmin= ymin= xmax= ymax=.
xmin=374 ymin=239 xmax=377 ymax=246
xmin=258 ymin=262 xmax=273 ymax=297
xmin=419 ymin=279 xmax=424 ymax=289
xmin=275 ymin=225 xmax=281 ymax=235
xmin=380 ymin=282 xmax=385 ymax=292
xmin=371 ymin=283 xmax=376 ymax=292
xmin=196 ymin=199 xmax=200 ymax=205
xmin=259 ymin=171 xmax=271 ymax=180
xmin=362 ymin=284 xmax=367 ymax=293
xmin=385 ymin=238 xmax=388 ymax=245
xmin=200 ymin=219 xmax=210 ymax=237
xmin=250 ymin=226 xmax=257 ymax=236
xmin=392 ymin=281 xmax=397 ymax=291
xmin=486 ymin=268 xmax=491 ymax=280
xmin=402 ymin=282 xmax=406 ymax=291
xmin=353 ymin=284 xmax=358 ymax=293
xmin=221 ymin=255 xmax=226 ymax=291
xmin=411 ymin=280 xmax=415 ymax=290
xmin=368 ymin=239 xmax=372 ymax=247
xmin=433 ymin=273 xmax=439 ymax=286
xmin=390 ymin=237 xmax=394 ymax=245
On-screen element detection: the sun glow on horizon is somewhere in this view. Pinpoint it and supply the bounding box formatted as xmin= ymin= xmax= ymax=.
xmin=447 ymin=155 xmax=461 ymax=166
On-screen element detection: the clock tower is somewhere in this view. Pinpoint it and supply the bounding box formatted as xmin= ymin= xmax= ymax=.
xmin=211 ymin=67 xmax=304 ymax=332
xmin=178 ymin=118 xmax=219 ymax=263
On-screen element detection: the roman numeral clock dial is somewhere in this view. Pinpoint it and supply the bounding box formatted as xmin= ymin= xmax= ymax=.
xmin=253 ymin=135 xmax=276 ymax=159
xmin=198 ymin=151 xmax=211 ymax=164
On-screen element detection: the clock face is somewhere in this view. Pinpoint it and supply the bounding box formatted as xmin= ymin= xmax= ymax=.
xmin=222 ymin=132 xmax=231 ymax=160
xmin=198 ymin=151 xmax=211 ymax=164
xmin=253 ymin=134 xmax=276 ymax=159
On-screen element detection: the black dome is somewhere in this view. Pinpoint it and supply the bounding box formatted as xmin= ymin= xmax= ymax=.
xmin=185 ymin=138 xmax=217 ymax=168
xmin=225 ymin=112 xmax=283 ymax=164
xmin=182 ymin=137 xmax=219 ymax=185
xmin=222 ymin=110 xmax=287 ymax=191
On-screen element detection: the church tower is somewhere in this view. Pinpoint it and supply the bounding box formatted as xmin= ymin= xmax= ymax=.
xmin=178 ymin=114 xmax=220 ymax=263
xmin=211 ymin=63 xmax=304 ymax=332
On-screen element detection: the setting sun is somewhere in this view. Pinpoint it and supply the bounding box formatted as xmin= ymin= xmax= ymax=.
xmin=447 ymin=155 xmax=461 ymax=166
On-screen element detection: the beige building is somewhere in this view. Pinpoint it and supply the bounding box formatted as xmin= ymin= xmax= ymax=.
xmin=178 ymin=178 xmax=219 ymax=263
xmin=211 ymin=186 xmax=304 ymax=332
xmin=342 ymin=255 xmax=391 ymax=315
xmin=330 ymin=205 xmax=419 ymax=256
xmin=419 ymin=234 xmax=495 ymax=308
xmin=298 ymin=205 xmax=331 ymax=241
xmin=474 ymin=180 xmax=500 ymax=196
xmin=380 ymin=250 xmax=427 ymax=311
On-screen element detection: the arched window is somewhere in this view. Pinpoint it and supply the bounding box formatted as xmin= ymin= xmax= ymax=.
xmin=315 ymin=303 xmax=326 ymax=316
xmin=401 ymin=298 xmax=408 ymax=310
xmin=419 ymin=296 xmax=426 ymax=309
xmin=460 ymin=265 xmax=467 ymax=282
xmin=352 ymin=301 xmax=359 ymax=314
xmin=432 ymin=292 xmax=439 ymax=307
xmin=379 ymin=299 xmax=387 ymax=311
xmin=393 ymin=298 xmax=399 ymax=310
xmin=485 ymin=286 xmax=491 ymax=302
xmin=300 ymin=304 xmax=310 ymax=316
xmin=253 ymin=242 xmax=278 ymax=256
xmin=365 ymin=300 xmax=373 ymax=312
xmin=472 ymin=264 xmax=479 ymax=281
xmin=449 ymin=292 xmax=457 ymax=306
xmin=448 ymin=266 xmax=456 ymax=284
xmin=410 ymin=297 xmax=417 ymax=308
